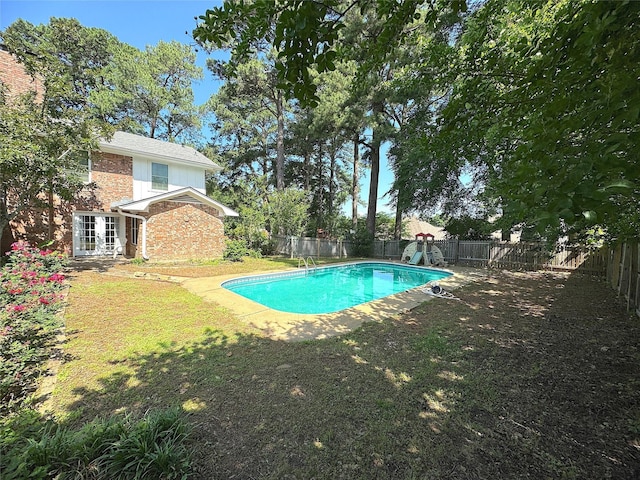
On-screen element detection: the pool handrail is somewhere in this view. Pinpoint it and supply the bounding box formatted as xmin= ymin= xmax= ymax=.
xmin=298 ymin=256 xmax=317 ymax=270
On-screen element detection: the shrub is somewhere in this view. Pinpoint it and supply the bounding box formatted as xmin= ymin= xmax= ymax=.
xmin=223 ymin=238 xmax=248 ymax=262
xmin=348 ymin=226 xmax=373 ymax=257
xmin=0 ymin=407 xmax=192 ymax=479
xmin=260 ymin=238 xmax=278 ymax=256
xmin=0 ymin=241 xmax=68 ymax=414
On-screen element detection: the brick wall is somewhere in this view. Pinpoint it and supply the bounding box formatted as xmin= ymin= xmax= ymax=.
xmin=90 ymin=152 xmax=134 ymax=209
xmin=4 ymin=193 xmax=68 ymax=253
xmin=0 ymin=48 xmax=44 ymax=103
xmin=51 ymin=152 xmax=133 ymax=253
xmin=142 ymin=201 xmax=226 ymax=261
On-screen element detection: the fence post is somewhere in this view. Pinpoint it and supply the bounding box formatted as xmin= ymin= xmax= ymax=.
xmin=630 ymin=241 xmax=639 ymax=312
xmin=636 ymin=243 xmax=640 ymax=317
xmin=488 ymin=242 xmax=494 ymax=268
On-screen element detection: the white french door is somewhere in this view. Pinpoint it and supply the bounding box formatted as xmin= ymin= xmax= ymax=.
xmin=73 ymin=213 xmax=124 ymax=256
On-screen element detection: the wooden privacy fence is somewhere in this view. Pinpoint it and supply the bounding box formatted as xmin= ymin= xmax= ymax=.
xmin=273 ymin=235 xmax=351 ymax=258
xmin=273 ymin=236 xmax=607 ymax=275
xmin=453 ymin=241 xmax=607 ymax=275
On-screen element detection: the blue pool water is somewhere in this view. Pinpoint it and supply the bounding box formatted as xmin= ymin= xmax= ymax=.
xmin=222 ymin=262 xmax=452 ymax=314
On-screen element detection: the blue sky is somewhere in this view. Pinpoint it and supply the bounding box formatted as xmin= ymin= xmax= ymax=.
xmin=0 ymin=0 xmax=395 ymax=215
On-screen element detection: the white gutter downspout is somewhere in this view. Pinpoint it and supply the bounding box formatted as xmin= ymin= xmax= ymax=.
xmin=116 ymin=209 xmax=150 ymax=260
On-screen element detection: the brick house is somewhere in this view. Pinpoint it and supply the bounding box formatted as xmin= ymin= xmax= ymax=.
xmin=7 ymin=130 xmax=239 ymax=261
xmin=69 ymin=131 xmax=238 ymax=260
xmin=1 ymin=46 xmax=238 ymax=261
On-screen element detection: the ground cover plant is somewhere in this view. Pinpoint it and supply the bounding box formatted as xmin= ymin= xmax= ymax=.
xmin=1 ymin=407 xmax=191 ymax=480
xmin=42 ymin=262 xmax=640 ymax=479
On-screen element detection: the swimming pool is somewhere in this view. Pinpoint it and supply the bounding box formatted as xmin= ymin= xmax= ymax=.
xmin=222 ymin=261 xmax=452 ymax=314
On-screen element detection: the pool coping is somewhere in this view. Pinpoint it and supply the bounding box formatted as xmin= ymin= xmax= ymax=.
xmin=181 ymin=262 xmax=488 ymax=342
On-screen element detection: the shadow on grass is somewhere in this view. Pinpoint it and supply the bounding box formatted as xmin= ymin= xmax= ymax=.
xmin=56 ymin=269 xmax=640 ymax=480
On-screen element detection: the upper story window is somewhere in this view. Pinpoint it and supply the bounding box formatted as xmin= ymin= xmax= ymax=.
xmin=78 ymin=152 xmax=90 ymax=183
xmin=151 ymin=162 xmax=168 ymax=191
xmin=66 ymin=150 xmax=90 ymax=183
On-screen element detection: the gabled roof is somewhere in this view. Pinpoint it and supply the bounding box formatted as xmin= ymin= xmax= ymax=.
xmin=99 ymin=131 xmax=221 ymax=172
xmin=112 ymin=187 xmax=239 ymax=217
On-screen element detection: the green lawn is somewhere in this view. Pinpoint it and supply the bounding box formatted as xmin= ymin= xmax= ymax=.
xmin=50 ymin=261 xmax=640 ymax=479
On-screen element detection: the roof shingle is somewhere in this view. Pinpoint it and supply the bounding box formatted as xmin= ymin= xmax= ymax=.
xmin=99 ymin=131 xmax=220 ymax=171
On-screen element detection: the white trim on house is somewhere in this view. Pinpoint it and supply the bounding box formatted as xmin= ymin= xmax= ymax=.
xmin=111 ymin=186 xmax=239 ymax=217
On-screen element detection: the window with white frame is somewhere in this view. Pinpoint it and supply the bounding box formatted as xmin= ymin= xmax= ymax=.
xmin=151 ymin=162 xmax=168 ymax=191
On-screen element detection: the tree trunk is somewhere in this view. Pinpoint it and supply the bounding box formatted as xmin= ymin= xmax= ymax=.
xmin=352 ymin=134 xmax=359 ymax=229
xmin=394 ymin=201 xmax=403 ymax=240
xmin=366 ymin=125 xmax=382 ymax=237
xmin=150 ymin=114 xmax=157 ymax=139
xmin=275 ymin=89 xmax=285 ymax=191
xmin=48 ymin=187 xmax=54 ymax=241
xmin=316 ymin=148 xmax=324 ymax=231
xmin=329 ymin=149 xmax=336 ymax=221
xmin=304 ymin=149 xmax=311 ymax=191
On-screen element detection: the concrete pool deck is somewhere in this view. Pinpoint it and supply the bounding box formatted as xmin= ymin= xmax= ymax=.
xmin=181 ymin=265 xmax=489 ymax=342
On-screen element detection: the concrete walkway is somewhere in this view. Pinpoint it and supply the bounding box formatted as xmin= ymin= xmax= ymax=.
xmin=181 ymin=265 xmax=488 ymax=342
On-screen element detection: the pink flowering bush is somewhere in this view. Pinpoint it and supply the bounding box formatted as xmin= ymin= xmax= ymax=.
xmin=0 ymin=241 xmax=68 ymax=413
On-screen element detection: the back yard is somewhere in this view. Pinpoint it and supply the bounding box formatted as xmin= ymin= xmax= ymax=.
xmin=47 ymin=260 xmax=640 ymax=479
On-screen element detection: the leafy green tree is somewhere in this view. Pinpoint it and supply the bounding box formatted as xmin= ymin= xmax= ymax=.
xmin=268 ymin=188 xmax=310 ymax=236
xmin=374 ymin=212 xmax=396 ymax=240
xmin=444 ymin=215 xmax=491 ymax=240
xmin=202 ymin=4 xmax=290 ymax=192
xmin=427 ymin=214 xmax=447 ymax=227
xmin=207 ymin=57 xmax=283 ymax=201
xmin=105 ymin=40 xmax=205 ymax=143
xmin=2 ymin=18 xmax=120 ymax=116
xmin=337 ymin=7 xmax=405 ymax=239
xmin=192 ymin=1 xmax=468 ymax=239
xmin=386 ymin=8 xmax=462 ymax=229
xmin=225 ymin=203 xmax=269 ymax=253
xmin=436 ymin=0 xmax=640 ymax=240
xmin=287 ymin=63 xmax=356 ymax=236
xmin=193 ymin=0 xmax=468 ymax=107
xmin=0 ymin=18 xmax=112 ymax=242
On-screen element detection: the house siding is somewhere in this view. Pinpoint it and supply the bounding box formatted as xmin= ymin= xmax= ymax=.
xmin=132 ymin=157 xmax=206 ymax=200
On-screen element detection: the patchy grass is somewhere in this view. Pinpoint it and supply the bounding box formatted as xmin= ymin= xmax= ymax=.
xmin=110 ymin=256 xmax=352 ymax=278
xmin=49 ymin=268 xmax=640 ymax=479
